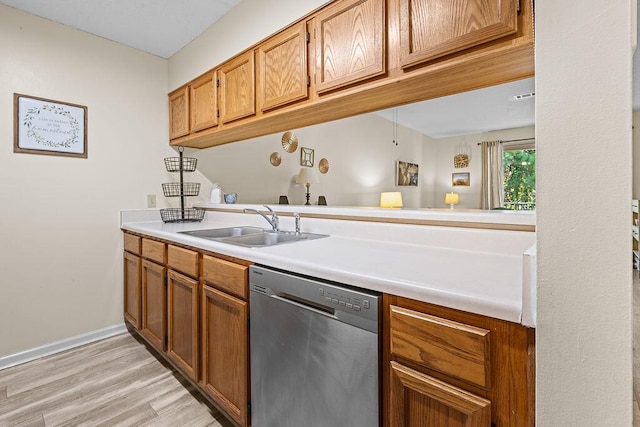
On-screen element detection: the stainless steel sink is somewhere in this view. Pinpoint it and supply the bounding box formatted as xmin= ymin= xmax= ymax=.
xmin=179 ymin=227 xmax=328 ymax=247
xmin=179 ymin=226 xmax=265 ymax=240
xmin=221 ymin=231 xmax=328 ymax=248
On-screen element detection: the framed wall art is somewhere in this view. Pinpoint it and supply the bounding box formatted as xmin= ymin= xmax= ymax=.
xmin=300 ymin=147 xmax=314 ymax=167
xmin=452 ymin=172 xmax=470 ymax=186
xmin=396 ymin=161 xmax=419 ymax=186
xmin=14 ymin=93 xmax=88 ymax=158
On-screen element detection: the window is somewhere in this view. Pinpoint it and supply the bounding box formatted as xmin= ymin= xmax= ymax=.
xmin=502 ymin=141 xmax=535 ymax=210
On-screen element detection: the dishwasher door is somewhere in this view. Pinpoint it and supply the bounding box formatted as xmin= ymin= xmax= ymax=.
xmin=250 ymin=265 xmax=380 ymax=427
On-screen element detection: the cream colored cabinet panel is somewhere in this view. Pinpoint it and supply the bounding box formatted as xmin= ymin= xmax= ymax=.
xmin=258 ymin=22 xmax=309 ymax=111
xmin=169 ymin=86 xmax=189 ymax=139
xmin=314 ymin=0 xmax=385 ymax=94
xmin=399 ymin=0 xmax=518 ymax=68
xmin=141 ymin=259 xmax=167 ymax=352
xmin=200 ymin=285 xmax=248 ymax=427
xmin=390 ymin=361 xmax=491 ymax=427
xmin=219 ymin=51 xmax=256 ymax=124
xmin=167 ymin=269 xmax=199 ymax=381
xmin=123 ymin=252 xmax=141 ymax=329
xmin=190 ymin=71 xmax=218 ymax=132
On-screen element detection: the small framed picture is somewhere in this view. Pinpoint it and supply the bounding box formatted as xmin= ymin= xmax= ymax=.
xmin=397 ymin=161 xmax=419 ymax=186
xmin=14 ymin=93 xmax=88 ymax=158
xmin=300 ymin=147 xmax=314 ymax=167
xmin=452 ymin=172 xmax=470 ymax=186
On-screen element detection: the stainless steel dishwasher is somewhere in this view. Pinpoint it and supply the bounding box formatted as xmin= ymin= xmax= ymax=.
xmin=249 ymin=265 xmax=381 ymax=427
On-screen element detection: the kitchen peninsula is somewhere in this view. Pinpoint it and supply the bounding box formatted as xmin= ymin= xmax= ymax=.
xmin=121 ymin=205 xmax=536 ymax=426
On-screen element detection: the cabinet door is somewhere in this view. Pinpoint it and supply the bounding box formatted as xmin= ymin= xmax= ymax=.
xmin=201 ymin=285 xmax=248 ymax=427
xmin=219 ymin=51 xmax=255 ymax=124
xmin=314 ymin=0 xmax=385 ymax=94
xmin=389 ymin=361 xmax=491 ymax=427
xmin=141 ymin=260 xmax=167 ymax=351
xmin=168 ymin=86 xmax=189 ymax=139
xmin=123 ymin=252 xmax=141 ymax=329
xmin=399 ymin=0 xmax=518 ymax=68
xmin=257 ymin=22 xmax=309 ymax=112
xmin=190 ymin=71 xmax=218 ymax=132
xmin=167 ymin=269 xmax=199 ymax=380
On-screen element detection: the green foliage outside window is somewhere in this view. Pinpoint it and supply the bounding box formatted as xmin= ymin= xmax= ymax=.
xmin=503 ymin=149 xmax=536 ymax=210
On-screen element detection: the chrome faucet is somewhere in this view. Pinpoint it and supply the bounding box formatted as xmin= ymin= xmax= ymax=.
xmin=243 ymin=205 xmax=279 ymax=232
xmin=294 ymin=212 xmax=301 ymax=234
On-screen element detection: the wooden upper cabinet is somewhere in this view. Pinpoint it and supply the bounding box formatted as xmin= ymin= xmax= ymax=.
xmin=168 ymin=86 xmax=189 ymax=140
xmin=257 ymin=22 xmax=309 ymax=112
xmin=399 ymin=0 xmax=518 ymax=69
xmin=219 ymin=51 xmax=256 ymax=124
xmin=190 ymin=71 xmax=218 ymax=132
xmin=313 ymin=0 xmax=385 ymax=94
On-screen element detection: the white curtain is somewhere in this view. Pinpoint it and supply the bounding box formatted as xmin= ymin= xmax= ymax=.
xmin=480 ymin=140 xmax=504 ymax=209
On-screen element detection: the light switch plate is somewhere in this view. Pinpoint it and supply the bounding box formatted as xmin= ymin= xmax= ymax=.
xmin=146 ymin=194 xmax=156 ymax=208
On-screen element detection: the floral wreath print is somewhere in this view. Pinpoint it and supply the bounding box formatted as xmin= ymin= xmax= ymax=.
xmin=22 ymin=104 xmax=80 ymax=148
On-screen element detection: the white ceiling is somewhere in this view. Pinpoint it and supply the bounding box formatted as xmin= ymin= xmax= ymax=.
xmin=2 ymin=0 xmax=639 ymax=138
xmin=0 ymin=0 xmax=241 ymax=59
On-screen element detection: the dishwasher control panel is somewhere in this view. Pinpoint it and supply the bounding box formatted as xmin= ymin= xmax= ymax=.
xmin=250 ymin=265 xmax=380 ymax=333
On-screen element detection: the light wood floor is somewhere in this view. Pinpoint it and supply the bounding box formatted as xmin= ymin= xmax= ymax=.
xmin=0 ymin=332 xmax=234 ymax=427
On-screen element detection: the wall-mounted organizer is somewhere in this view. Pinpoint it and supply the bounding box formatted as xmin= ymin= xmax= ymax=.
xmin=160 ymin=147 xmax=205 ymax=223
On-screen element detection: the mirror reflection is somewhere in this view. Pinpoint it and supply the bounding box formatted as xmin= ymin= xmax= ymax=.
xmin=188 ymin=77 xmax=535 ymax=210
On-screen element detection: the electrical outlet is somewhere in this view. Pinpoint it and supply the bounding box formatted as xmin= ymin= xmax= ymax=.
xmin=146 ymin=194 xmax=156 ymax=208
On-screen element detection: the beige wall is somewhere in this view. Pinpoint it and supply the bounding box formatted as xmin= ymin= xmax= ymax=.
xmin=0 ymin=5 xmax=173 ymax=357
xmin=190 ymin=113 xmax=427 ymax=208
xmin=536 ymin=0 xmax=633 ymax=424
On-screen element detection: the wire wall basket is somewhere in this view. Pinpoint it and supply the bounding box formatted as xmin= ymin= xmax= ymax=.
xmin=160 ymin=208 xmax=205 ymax=223
xmin=162 ymin=182 xmax=201 ymax=197
xmin=164 ymin=156 xmax=197 ymax=172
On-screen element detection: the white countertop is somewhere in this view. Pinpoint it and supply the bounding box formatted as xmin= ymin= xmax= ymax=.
xmin=121 ymin=209 xmax=536 ymax=326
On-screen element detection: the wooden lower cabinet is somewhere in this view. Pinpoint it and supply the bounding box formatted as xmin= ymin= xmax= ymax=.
xmin=141 ymin=259 xmax=167 ymax=352
xmin=167 ymin=269 xmax=199 ymax=380
xmin=200 ymin=284 xmax=248 ymax=427
xmin=384 ymin=294 xmax=535 ymax=426
xmin=123 ymin=251 xmax=141 ymax=329
xmin=389 ymin=361 xmax=490 ymax=427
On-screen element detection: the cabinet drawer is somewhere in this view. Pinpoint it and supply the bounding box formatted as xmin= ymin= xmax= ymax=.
xmin=168 ymin=245 xmax=199 ymax=278
xmin=142 ymin=238 xmax=166 ymax=264
xmin=390 ymin=305 xmax=490 ymax=389
xmin=124 ymin=233 xmax=141 ymax=255
xmin=202 ymin=255 xmax=248 ymax=300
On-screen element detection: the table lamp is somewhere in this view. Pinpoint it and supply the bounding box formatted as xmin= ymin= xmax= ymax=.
xmin=445 ymin=192 xmax=459 ymax=209
xmin=296 ymin=167 xmax=320 ymax=205
xmin=380 ymin=192 xmax=403 ymax=208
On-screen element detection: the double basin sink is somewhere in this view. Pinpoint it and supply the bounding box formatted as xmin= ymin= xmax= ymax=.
xmin=179 ymin=226 xmax=328 ymax=248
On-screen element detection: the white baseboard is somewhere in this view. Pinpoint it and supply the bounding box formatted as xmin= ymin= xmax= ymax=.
xmin=0 ymin=323 xmax=128 ymax=371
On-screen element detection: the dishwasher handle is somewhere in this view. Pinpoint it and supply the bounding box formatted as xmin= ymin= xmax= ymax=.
xmin=269 ymin=291 xmax=339 ymax=320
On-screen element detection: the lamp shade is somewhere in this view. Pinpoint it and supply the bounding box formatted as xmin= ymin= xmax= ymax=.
xmin=445 ymin=192 xmax=459 ymax=205
xmin=296 ymin=167 xmax=319 ymax=185
xmin=380 ymin=191 xmax=403 ymax=208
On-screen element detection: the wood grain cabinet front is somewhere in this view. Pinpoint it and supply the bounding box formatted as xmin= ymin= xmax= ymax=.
xmin=167 ymin=269 xmax=199 ymax=381
xmin=257 ymin=21 xmax=309 ymax=112
xmin=384 ymin=296 xmax=535 ymax=426
xmin=200 ymin=284 xmax=248 ymax=427
xmin=169 ymin=86 xmax=190 ymax=140
xmin=141 ymin=259 xmax=167 ymax=352
xmin=313 ymin=0 xmax=385 ymax=94
xmin=219 ymin=50 xmax=256 ymax=124
xmin=123 ymin=251 xmax=141 ymax=329
xmin=398 ymin=0 xmax=519 ymax=69
xmin=190 ymin=71 xmax=218 ymax=132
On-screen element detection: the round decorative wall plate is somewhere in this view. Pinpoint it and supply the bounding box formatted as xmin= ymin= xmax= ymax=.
xmin=270 ymin=152 xmax=282 ymax=166
xmin=318 ymin=158 xmax=329 ymax=174
xmin=281 ymin=131 xmax=298 ymax=153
